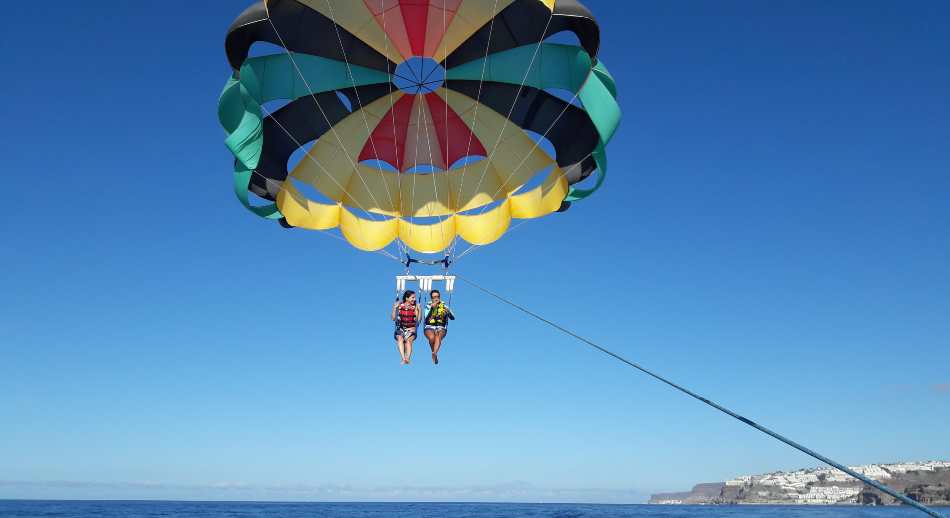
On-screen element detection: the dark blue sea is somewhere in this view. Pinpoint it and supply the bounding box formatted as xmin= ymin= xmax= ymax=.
xmin=0 ymin=501 xmax=946 ymax=518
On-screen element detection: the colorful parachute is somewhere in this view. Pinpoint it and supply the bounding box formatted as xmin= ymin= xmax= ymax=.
xmin=219 ymin=0 xmax=620 ymax=254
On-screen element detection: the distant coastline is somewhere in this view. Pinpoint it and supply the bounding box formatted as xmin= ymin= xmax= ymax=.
xmin=650 ymin=460 xmax=950 ymax=506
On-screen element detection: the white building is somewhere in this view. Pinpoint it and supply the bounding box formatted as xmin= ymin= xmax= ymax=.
xmin=798 ymin=485 xmax=861 ymax=505
xmin=720 ymin=459 xmax=948 ymax=501
xmin=851 ymin=465 xmax=892 ymax=479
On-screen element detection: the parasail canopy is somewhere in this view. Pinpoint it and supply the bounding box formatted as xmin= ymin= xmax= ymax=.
xmin=219 ymin=0 xmax=620 ymax=254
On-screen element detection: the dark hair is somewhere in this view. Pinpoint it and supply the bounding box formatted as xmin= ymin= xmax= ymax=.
xmin=402 ymin=290 xmax=416 ymax=302
xmin=430 ymin=289 xmax=441 ymax=297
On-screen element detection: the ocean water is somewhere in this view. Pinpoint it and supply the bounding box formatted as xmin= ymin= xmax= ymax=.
xmin=0 ymin=501 xmax=945 ymax=518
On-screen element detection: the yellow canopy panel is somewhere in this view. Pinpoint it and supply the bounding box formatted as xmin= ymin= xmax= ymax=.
xmin=277 ymin=169 xmax=567 ymax=252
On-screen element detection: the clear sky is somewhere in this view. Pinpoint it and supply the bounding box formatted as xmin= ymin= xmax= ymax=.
xmin=1 ymin=0 xmax=948 ymax=504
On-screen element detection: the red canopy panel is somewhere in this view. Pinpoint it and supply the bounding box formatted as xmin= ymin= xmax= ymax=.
xmin=364 ymin=0 xmax=462 ymax=59
xmin=424 ymin=92 xmax=487 ymax=168
xmin=358 ymin=94 xmax=415 ymax=170
xmin=358 ymin=91 xmax=486 ymax=172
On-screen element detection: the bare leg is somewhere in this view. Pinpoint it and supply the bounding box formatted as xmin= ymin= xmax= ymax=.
xmin=426 ymin=328 xmax=439 ymax=364
xmin=424 ymin=329 xmax=439 ymax=364
xmin=405 ymin=334 xmax=415 ymax=364
xmin=395 ymin=334 xmax=407 ymax=364
xmin=432 ymin=329 xmax=446 ymax=364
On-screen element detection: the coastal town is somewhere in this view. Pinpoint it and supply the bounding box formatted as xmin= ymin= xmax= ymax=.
xmin=650 ymin=460 xmax=950 ymax=506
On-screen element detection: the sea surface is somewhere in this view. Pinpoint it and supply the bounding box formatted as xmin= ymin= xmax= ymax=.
xmin=0 ymin=501 xmax=947 ymax=518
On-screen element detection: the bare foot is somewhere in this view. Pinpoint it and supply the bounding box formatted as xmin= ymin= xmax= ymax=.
xmin=401 ymin=359 xmax=408 ymax=365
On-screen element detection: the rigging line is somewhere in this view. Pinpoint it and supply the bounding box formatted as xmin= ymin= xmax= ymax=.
xmin=399 ymin=87 xmax=422 ymax=252
xmin=322 ymin=0 xmax=397 ymax=211
xmin=418 ymin=83 xmax=449 ymax=255
xmin=441 ymin=1 xmax=451 ymax=267
xmin=264 ymin=19 xmax=374 ymax=197
xmin=258 ymin=105 xmax=399 ymax=262
xmin=298 ymin=202 xmax=401 ymax=261
xmin=484 ymin=84 xmax=587 ymax=207
xmin=467 ymin=75 xmax=597 ymax=255
xmin=407 ymin=85 xmax=427 ymax=248
xmin=257 ymin=105 xmax=377 ymax=248
xmin=265 ymin=17 xmax=403 ymax=262
xmin=455 ymin=274 xmax=947 ymax=518
xmin=244 ymin=168 xmax=400 ymax=263
xmin=470 ymin=66 xmax=592 ymax=232
xmin=449 ymin=0 xmax=501 ymax=264
xmin=442 ymin=1 xmax=452 ymax=265
xmin=409 ymin=91 xmax=422 ymax=246
xmin=451 ymin=219 xmax=532 ymax=263
xmin=321 ymin=0 xmax=403 ymax=259
xmin=466 ymin=13 xmax=555 ymax=224
xmin=379 ymin=0 xmax=407 ymax=263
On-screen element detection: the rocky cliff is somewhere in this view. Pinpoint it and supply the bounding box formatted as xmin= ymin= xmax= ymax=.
xmin=650 ymin=483 xmax=724 ymax=504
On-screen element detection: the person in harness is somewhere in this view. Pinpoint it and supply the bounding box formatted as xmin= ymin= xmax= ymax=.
xmin=423 ymin=289 xmax=455 ymax=365
xmin=391 ymin=290 xmax=421 ymax=365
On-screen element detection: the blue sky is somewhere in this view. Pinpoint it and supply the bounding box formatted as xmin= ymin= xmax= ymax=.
xmin=1 ymin=0 xmax=948 ymax=503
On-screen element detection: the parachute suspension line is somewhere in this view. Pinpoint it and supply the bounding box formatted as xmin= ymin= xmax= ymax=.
xmin=322 ymin=0 xmax=403 ymax=260
xmin=243 ymin=168 xmax=401 ymax=263
xmin=462 ymin=24 xmax=597 ymax=265
xmin=265 ymin=17 xmax=403 ymax=262
xmin=378 ymin=0 xmax=409 ymax=265
xmin=324 ymin=0 xmax=398 ymax=213
xmin=448 ymin=0 xmax=502 ymax=265
xmin=455 ymin=10 xmax=558 ymax=262
xmin=442 ymin=0 xmax=450 ymax=228
xmin=485 ymin=91 xmax=589 ymax=209
xmin=326 ymin=0 xmax=408 ymax=264
xmin=466 ymin=10 xmax=556 ymax=220
xmin=407 ymin=82 xmax=427 ymax=246
xmin=453 ymin=219 xmax=532 ymax=263
xmin=296 ymin=194 xmax=402 ymax=262
xmin=455 ymin=274 xmax=947 ymax=518
xmin=257 ymin=105 xmax=399 ymax=263
xmin=420 ymin=285 xmax=427 ymax=328
xmin=442 ymin=2 xmax=455 ymax=265
xmin=458 ymin=63 xmax=598 ymax=263
xmin=447 ymin=271 xmax=455 ymax=310
xmin=422 ymin=0 xmax=451 ymax=258
xmin=418 ymin=73 xmax=449 ymax=256
xmin=496 ymin=101 xmax=590 ymax=208
xmin=264 ymin=18 xmax=374 ymax=196
xmin=462 ymin=13 xmax=589 ymax=254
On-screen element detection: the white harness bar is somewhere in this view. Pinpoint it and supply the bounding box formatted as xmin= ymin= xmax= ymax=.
xmin=396 ymin=275 xmax=456 ymax=294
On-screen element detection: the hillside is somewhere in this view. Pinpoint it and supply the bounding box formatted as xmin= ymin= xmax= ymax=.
xmin=650 ymin=460 xmax=950 ymax=506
